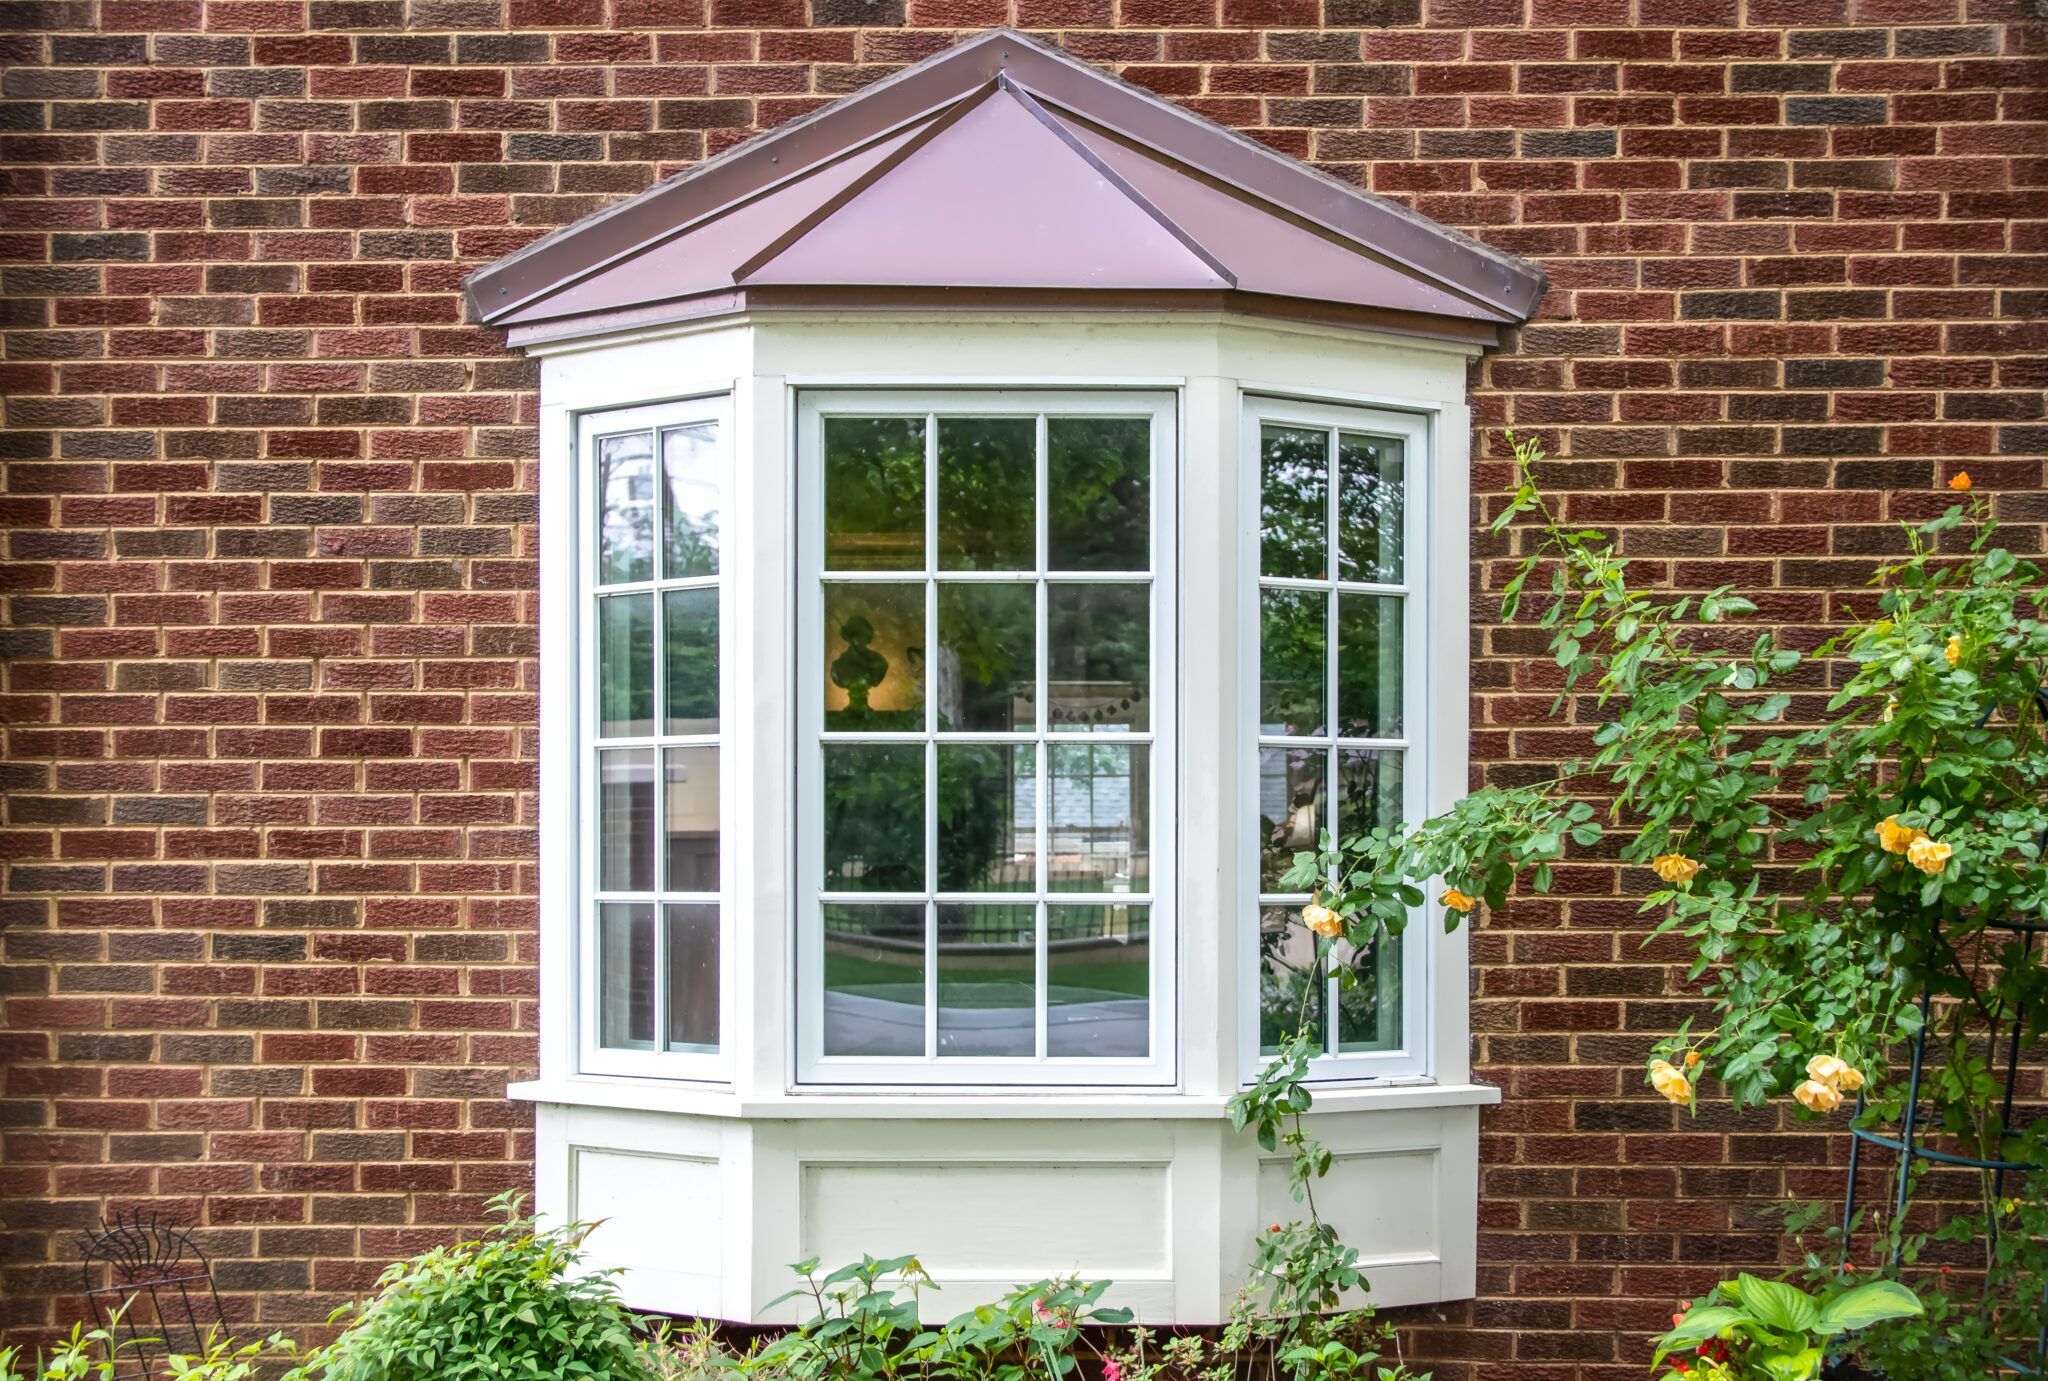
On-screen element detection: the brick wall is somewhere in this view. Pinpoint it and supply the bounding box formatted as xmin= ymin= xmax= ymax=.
xmin=2 ymin=1 xmax=2045 ymax=1375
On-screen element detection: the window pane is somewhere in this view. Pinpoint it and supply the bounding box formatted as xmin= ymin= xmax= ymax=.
xmin=599 ymin=902 xmax=656 ymax=1048
xmin=1258 ymin=586 xmax=1324 ymax=736
xmin=825 ymin=416 xmax=925 ymax=571
xmin=936 ymin=903 xmax=1035 ymax=1057
xmin=1336 ymin=594 xmax=1403 ymax=738
xmin=937 ymin=744 xmax=1035 ymax=893
xmin=598 ymin=430 xmax=656 ymax=585
xmin=937 ymin=417 xmax=1035 ymax=571
xmin=1258 ymin=905 xmax=1326 ymax=1056
xmin=936 ymin=582 xmax=1035 ymax=732
xmin=1337 ymin=431 xmax=1402 ymax=584
xmin=824 ymin=582 xmax=925 ymax=731
xmin=1047 ymin=583 xmax=1148 ymax=732
xmin=1048 ymin=742 xmax=1148 ymax=893
xmin=664 ymin=746 xmax=719 ymax=892
xmin=664 ymin=903 xmax=718 ymax=1052
xmin=1048 ymin=417 xmax=1148 ymax=571
xmin=598 ymin=593 xmax=653 ymax=739
xmin=1048 ymin=904 xmax=1149 ymax=1058
xmin=1260 ymin=424 xmax=1327 ymax=581
xmin=1336 ymin=747 xmax=1403 ymax=840
xmin=662 ymin=422 xmax=720 ymax=578
xmin=1336 ymin=930 xmax=1400 ymax=1053
xmin=598 ymin=747 xmax=655 ymax=892
xmin=823 ymin=903 xmax=925 ymax=1057
xmin=823 ymin=743 xmax=924 ymax=891
xmin=664 ymin=587 xmax=717 ymax=735
xmin=1258 ymin=745 xmax=1325 ymax=891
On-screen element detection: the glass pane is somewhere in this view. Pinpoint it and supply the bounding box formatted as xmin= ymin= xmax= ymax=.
xmin=1260 ymin=424 xmax=1327 ymax=581
xmin=597 ymin=593 xmax=653 ymax=739
xmin=662 ymin=422 xmax=720 ymax=578
xmin=937 ymin=417 xmax=1035 ymax=571
xmin=1336 ymin=929 xmax=1400 ymax=1053
xmin=1048 ymin=742 xmax=1148 ymax=894
xmin=597 ymin=430 xmax=656 ymax=585
xmin=824 ymin=416 xmax=925 ymax=571
xmin=1336 ymin=747 xmax=1403 ymax=840
xmin=936 ymin=903 xmax=1035 ymax=1057
xmin=823 ymin=903 xmax=926 ymax=1057
xmin=1337 ymin=431 xmax=1402 ymax=584
xmin=822 ymin=743 xmax=924 ymax=892
xmin=1258 ymin=586 xmax=1325 ymax=736
xmin=664 ymin=587 xmax=717 ymax=735
xmin=824 ymin=582 xmax=925 ymax=731
xmin=1047 ymin=583 xmax=1148 ymax=732
xmin=664 ymin=902 xmax=718 ymax=1052
xmin=1048 ymin=417 xmax=1149 ymax=571
xmin=598 ymin=747 xmax=655 ymax=892
xmin=936 ymin=582 xmax=1035 ymax=732
xmin=937 ymin=744 xmax=1035 ymax=892
xmin=1258 ymin=745 xmax=1326 ymax=891
xmin=1048 ymin=904 xmax=1149 ymax=1058
xmin=1336 ymin=594 xmax=1404 ymax=739
xmin=664 ymin=746 xmax=719 ymax=892
xmin=599 ymin=902 xmax=656 ymax=1049
xmin=1258 ymin=905 xmax=1327 ymax=1056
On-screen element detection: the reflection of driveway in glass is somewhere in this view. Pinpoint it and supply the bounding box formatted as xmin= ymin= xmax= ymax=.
xmin=823 ymin=991 xmax=1150 ymax=1060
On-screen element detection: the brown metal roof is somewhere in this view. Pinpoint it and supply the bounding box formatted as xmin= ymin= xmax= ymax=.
xmin=463 ymin=28 xmax=1547 ymax=341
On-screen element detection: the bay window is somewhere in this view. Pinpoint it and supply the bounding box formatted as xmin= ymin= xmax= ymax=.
xmin=795 ymin=392 xmax=1177 ymax=1086
xmin=1244 ymin=398 xmax=1432 ymax=1081
xmin=580 ymin=397 xmax=731 ymax=1080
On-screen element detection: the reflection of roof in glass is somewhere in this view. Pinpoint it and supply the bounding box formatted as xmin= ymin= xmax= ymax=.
xmin=465 ymin=28 xmax=1545 ymax=344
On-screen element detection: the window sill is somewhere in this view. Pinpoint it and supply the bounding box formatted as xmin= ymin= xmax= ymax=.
xmin=508 ymin=1076 xmax=1499 ymax=1120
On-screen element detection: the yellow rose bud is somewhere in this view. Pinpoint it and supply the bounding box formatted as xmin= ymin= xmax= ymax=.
xmin=1949 ymin=471 xmax=1971 ymax=492
xmin=1651 ymin=853 xmax=1701 ymax=885
xmin=1649 ymin=1059 xmax=1691 ymax=1106
xmin=1874 ymin=815 xmax=1923 ymax=855
xmin=1945 ymin=636 xmax=1961 ymax=667
xmin=1301 ymin=901 xmax=1343 ymax=938
xmin=1794 ymin=1079 xmax=1844 ymax=1114
xmin=1684 ymin=1050 xmax=1702 ymax=1069
xmin=1906 ymin=836 xmax=1952 ymax=875
xmin=1440 ymin=887 xmax=1476 ymax=914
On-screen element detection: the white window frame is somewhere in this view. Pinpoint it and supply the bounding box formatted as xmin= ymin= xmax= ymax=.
xmin=1236 ymin=394 xmax=1434 ymax=1084
xmin=576 ymin=394 xmax=736 ymax=1083
xmin=793 ymin=388 xmax=1180 ymax=1088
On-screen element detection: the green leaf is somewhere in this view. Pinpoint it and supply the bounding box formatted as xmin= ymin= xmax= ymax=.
xmin=1815 ymin=1279 xmax=1924 ymax=1335
xmin=1736 ymin=1275 xmax=1821 ymax=1333
xmin=1653 ymin=1306 xmax=1744 ymax=1362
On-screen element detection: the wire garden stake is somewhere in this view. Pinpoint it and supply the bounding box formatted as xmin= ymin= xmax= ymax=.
xmin=78 ymin=1211 xmax=230 ymax=1381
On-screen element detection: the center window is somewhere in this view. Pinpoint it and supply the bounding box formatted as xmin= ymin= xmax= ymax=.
xmin=795 ymin=391 xmax=1177 ymax=1086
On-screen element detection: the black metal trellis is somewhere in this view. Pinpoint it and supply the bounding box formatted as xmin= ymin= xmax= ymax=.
xmin=1838 ymin=693 xmax=2048 ymax=1373
xmin=78 ymin=1212 xmax=230 ymax=1380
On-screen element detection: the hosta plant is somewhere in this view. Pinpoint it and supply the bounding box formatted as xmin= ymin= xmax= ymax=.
xmin=1654 ymin=1275 xmax=1924 ymax=1381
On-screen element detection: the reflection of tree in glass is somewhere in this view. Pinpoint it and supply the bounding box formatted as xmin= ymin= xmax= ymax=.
xmin=825 ymin=417 xmax=925 ymax=570
xmin=937 ymin=418 xmax=1034 ymax=570
xmin=598 ymin=596 xmax=651 ymax=736
xmin=664 ymin=500 xmax=719 ymax=579
xmin=599 ymin=435 xmax=656 ymax=585
xmin=1336 ymin=434 xmax=1402 ymax=584
xmin=1259 ymin=745 xmax=1324 ymax=886
xmin=1048 ymin=418 xmax=1149 ymax=570
xmin=937 ymin=746 xmax=1029 ymax=892
xmin=1258 ymin=911 xmax=1326 ymax=1053
xmin=823 ymin=746 xmax=923 ymax=891
xmin=831 ymin=614 xmax=891 ymax=719
xmin=938 ymin=584 xmax=1033 ymax=731
xmin=1258 ymin=588 xmax=1324 ymax=735
xmin=1259 ymin=426 xmax=1326 ymax=580
xmin=664 ymin=590 xmax=716 ymax=732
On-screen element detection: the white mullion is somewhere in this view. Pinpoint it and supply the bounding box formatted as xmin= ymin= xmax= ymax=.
xmin=923 ymin=412 xmax=939 ymax=1061
xmin=1033 ymin=412 xmax=1050 ymax=1061
xmin=1320 ymin=429 xmax=1343 ymax=1055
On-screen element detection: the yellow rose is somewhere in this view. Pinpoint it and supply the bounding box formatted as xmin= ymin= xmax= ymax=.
xmin=1651 ymin=853 xmax=1701 ymax=885
xmin=1648 ymin=1059 xmax=1691 ymax=1106
xmin=1874 ymin=815 xmax=1923 ymax=855
xmin=1805 ymin=1054 xmax=1865 ymax=1093
xmin=1301 ymin=901 xmax=1343 ymax=938
xmin=1945 ymin=636 xmax=1961 ymax=667
xmin=1907 ymin=836 xmax=1952 ymax=875
xmin=1440 ymin=887 xmax=1476 ymax=914
xmin=1794 ymin=1079 xmax=1843 ymax=1114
